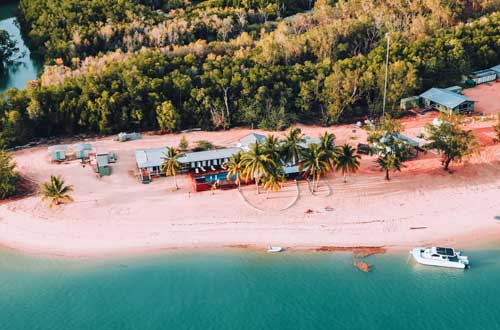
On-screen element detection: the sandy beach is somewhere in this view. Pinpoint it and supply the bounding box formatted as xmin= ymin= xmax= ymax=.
xmin=2 ymin=104 xmax=500 ymax=258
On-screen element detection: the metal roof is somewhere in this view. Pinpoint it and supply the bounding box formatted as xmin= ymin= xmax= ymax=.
xmin=238 ymin=133 xmax=266 ymax=147
xmin=48 ymin=145 xmax=68 ymax=152
xmin=178 ymin=148 xmax=242 ymax=164
xmin=135 ymin=147 xmax=242 ymax=168
xmin=420 ymin=88 xmax=474 ymax=109
xmin=471 ymin=69 xmax=496 ymax=78
xmin=393 ymin=133 xmax=420 ymax=148
xmin=490 ymin=65 xmax=500 ymax=73
xmin=299 ymin=137 xmax=321 ymax=148
xmin=72 ymin=143 xmax=92 ymax=151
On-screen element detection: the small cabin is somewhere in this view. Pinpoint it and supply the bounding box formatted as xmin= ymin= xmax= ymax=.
xmin=48 ymin=145 xmax=68 ymax=161
xmin=72 ymin=143 xmax=92 ymax=159
xmin=117 ymin=132 xmax=141 ymax=142
xmin=95 ymin=148 xmax=111 ymax=176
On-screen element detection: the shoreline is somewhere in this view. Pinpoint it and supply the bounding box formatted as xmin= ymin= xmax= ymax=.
xmin=2 ymin=120 xmax=500 ymax=260
xmin=1 ymin=227 xmax=498 ymax=260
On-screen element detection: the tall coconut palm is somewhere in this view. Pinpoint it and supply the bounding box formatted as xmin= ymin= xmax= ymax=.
xmin=225 ymin=151 xmax=244 ymax=190
xmin=162 ymin=146 xmax=183 ymax=190
xmin=261 ymin=168 xmax=286 ymax=199
xmin=241 ymin=141 xmax=275 ymax=194
xmin=335 ymin=144 xmax=361 ymax=182
xmin=319 ymin=131 xmax=340 ymax=170
xmin=299 ymin=143 xmax=330 ymax=192
xmin=39 ymin=175 xmax=73 ymax=207
xmin=263 ymin=134 xmax=282 ymax=163
xmin=282 ymin=128 xmax=305 ymax=165
xmin=377 ymin=154 xmax=401 ymax=180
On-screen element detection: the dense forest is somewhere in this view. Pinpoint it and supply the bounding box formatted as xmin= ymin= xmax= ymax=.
xmin=1 ymin=0 xmax=500 ymax=147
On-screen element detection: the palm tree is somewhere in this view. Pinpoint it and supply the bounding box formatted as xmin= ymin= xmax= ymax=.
xmin=261 ymin=168 xmax=285 ymax=199
xmin=377 ymin=154 xmax=401 ymax=180
xmin=162 ymin=146 xmax=183 ymax=190
xmin=299 ymin=143 xmax=330 ymax=192
xmin=225 ymin=151 xmax=244 ymax=190
xmin=241 ymin=141 xmax=275 ymax=194
xmin=39 ymin=175 xmax=74 ymax=207
xmin=263 ymin=134 xmax=282 ymax=163
xmin=335 ymin=144 xmax=361 ymax=182
xmin=282 ymin=128 xmax=305 ymax=165
xmin=319 ymin=131 xmax=340 ymax=170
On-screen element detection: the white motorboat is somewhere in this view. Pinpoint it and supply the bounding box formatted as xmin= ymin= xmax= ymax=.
xmin=410 ymin=247 xmax=469 ymax=269
xmin=267 ymin=246 xmax=284 ymax=253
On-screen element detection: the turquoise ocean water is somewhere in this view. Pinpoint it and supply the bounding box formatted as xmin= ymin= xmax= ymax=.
xmin=1 ymin=248 xmax=500 ymax=330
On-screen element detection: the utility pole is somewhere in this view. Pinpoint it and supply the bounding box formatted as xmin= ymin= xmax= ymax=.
xmin=382 ymin=33 xmax=390 ymax=117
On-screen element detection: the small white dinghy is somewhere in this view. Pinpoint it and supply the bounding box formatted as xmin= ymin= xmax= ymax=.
xmin=267 ymin=246 xmax=284 ymax=253
xmin=410 ymin=247 xmax=469 ymax=269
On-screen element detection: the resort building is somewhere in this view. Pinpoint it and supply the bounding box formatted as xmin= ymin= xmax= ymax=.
xmin=135 ymin=147 xmax=241 ymax=187
xmin=468 ymin=69 xmax=497 ymax=85
xmin=419 ymin=88 xmax=475 ymax=115
xmin=134 ymin=133 xmax=323 ymax=190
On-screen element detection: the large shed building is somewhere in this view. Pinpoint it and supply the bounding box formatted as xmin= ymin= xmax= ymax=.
xmin=468 ymin=69 xmax=497 ymax=85
xmin=419 ymin=88 xmax=475 ymax=115
xmin=490 ymin=65 xmax=500 ymax=78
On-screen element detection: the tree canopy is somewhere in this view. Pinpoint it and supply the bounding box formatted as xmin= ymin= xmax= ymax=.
xmin=0 ymin=149 xmax=18 ymax=199
xmin=1 ymin=0 xmax=499 ymax=147
xmin=0 ymin=29 xmax=19 ymax=73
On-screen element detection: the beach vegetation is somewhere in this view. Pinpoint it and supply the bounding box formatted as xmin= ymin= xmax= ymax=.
xmin=262 ymin=134 xmax=282 ymax=164
xmin=368 ymin=115 xmax=412 ymax=180
xmin=162 ymin=147 xmax=183 ymax=190
xmin=377 ymin=154 xmax=402 ymax=181
xmin=261 ymin=167 xmax=286 ymax=199
xmin=282 ymin=128 xmax=306 ymax=165
xmin=0 ymin=149 xmax=18 ymax=199
xmin=424 ymin=115 xmax=480 ymax=172
xmin=372 ymin=134 xmax=412 ymax=180
xmin=335 ymin=144 xmax=361 ymax=183
xmin=241 ymin=141 xmax=275 ymax=194
xmin=178 ymin=135 xmax=189 ymax=151
xmin=162 ymin=146 xmax=183 ymax=190
xmin=318 ymin=131 xmax=339 ymax=170
xmin=39 ymin=175 xmax=73 ymax=207
xmin=225 ymin=151 xmax=244 ymax=190
xmin=299 ymin=143 xmax=330 ymax=192
xmin=195 ymin=140 xmax=214 ymax=151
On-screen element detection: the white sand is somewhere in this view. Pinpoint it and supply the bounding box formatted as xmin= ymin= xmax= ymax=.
xmin=1 ymin=112 xmax=500 ymax=257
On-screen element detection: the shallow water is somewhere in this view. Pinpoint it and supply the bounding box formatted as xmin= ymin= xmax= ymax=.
xmin=1 ymin=248 xmax=500 ymax=330
xmin=0 ymin=1 xmax=42 ymax=93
